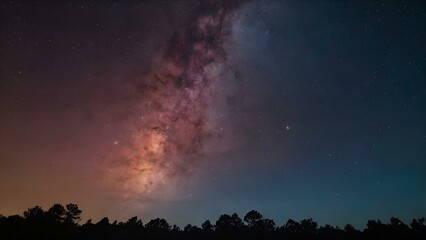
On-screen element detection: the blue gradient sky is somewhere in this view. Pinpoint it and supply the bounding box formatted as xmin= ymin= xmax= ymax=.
xmin=0 ymin=1 xmax=425 ymax=229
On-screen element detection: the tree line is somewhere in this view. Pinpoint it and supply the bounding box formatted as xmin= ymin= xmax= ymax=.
xmin=0 ymin=203 xmax=425 ymax=240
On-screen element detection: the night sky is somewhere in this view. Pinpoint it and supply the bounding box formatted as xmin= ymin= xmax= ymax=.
xmin=1 ymin=0 xmax=425 ymax=229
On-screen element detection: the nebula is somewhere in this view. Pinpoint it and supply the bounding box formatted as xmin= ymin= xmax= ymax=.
xmin=103 ymin=1 xmax=245 ymax=200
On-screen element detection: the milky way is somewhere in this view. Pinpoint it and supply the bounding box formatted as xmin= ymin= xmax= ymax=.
xmin=104 ymin=1 xmax=245 ymax=200
xmin=2 ymin=0 xmax=424 ymax=227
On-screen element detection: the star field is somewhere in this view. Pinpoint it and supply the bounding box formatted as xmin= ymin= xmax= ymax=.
xmin=0 ymin=0 xmax=425 ymax=229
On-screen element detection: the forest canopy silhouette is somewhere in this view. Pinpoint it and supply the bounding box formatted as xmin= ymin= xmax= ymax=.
xmin=1 ymin=203 xmax=425 ymax=240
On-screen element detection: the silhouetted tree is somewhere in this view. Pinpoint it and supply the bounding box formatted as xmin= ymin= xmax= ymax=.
xmin=410 ymin=217 xmax=426 ymax=240
xmin=47 ymin=203 xmax=66 ymax=223
xmin=411 ymin=217 xmax=426 ymax=230
xmin=300 ymin=218 xmax=318 ymax=233
xmin=215 ymin=213 xmax=243 ymax=233
xmin=318 ymin=224 xmax=332 ymax=234
xmin=231 ymin=213 xmax=243 ymax=229
xmin=2 ymin=204 xmax=426 ymax=240
xmin=126 ymin=216 xmax=143 ymax=227
xmin=64 ymin=203 xmax=82 ymax=224
xmin=367 ymin=219 xmax=386 ymax=231
xmin=243 ymin=210 xmax=275 ymax=232
xmin=23 ymin=206 xmax=45 ymax=220
xmin=344 ymin=224 xmax=356 ymax=232
xmin=184 ymin=224 xmax=201 ymax=232
xmin=386 ymin=217 xmax=410 ymax=239
xmin=97 ymin=217 xmax=110 ymax=227
xmin=201 ymin=220 xmax=214 ymax=232
xmin=171 ymin=224 xmax=180 ymax=232
xmin=284 ymin=218 xmax=301 ymax=233
xmin=389 ymin=217 xmax=409 ymax=230
xmin=262 ymin=218 xmax=276 ymax=232
xmin=244 ymin=210 xmax=263 ymax=229
xmin=215 ymin=214 xmax=231 ymax=232
xmin=145 ymin=218 xmax=170 ymax=231
xmin=184 ymin=224 xmax=193 ymax=232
